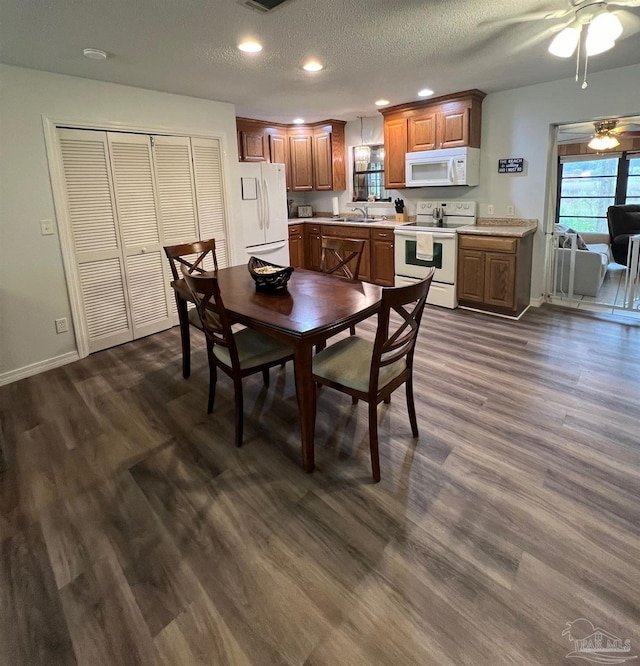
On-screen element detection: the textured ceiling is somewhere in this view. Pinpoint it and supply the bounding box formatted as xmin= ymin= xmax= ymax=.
xmin=1 ymin=0 xmax=639 ymax=123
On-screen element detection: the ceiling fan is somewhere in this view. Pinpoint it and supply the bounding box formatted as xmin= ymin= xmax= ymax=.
xmin=488 ymin=1 xmax=640 ymax=87
xmin=558 ymin=118 xmax=640 ymax=149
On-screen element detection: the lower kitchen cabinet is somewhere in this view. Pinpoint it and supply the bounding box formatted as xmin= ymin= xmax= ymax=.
xmin=288 ymin=224 xmax=304 ymax=268
xmin=457 ymin=233 xmax=533 ymax=317
xmin=370 ymin=228 xmax=395 ymax=286
xmin=305 ymin=224 xmax=322 ymax=271
xmin=294 ymin=221 xmax=396 ymax=285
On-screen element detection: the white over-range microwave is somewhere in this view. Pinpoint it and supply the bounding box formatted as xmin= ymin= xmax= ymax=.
xmin=405 ymin=147 xmax=480 ymax=187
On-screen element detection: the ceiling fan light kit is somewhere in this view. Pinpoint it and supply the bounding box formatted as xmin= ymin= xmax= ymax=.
xmin=587 ymin=119 xmax=622 ymax=150
xmin=546 ymin=1 xmax=632 ymax=87
xmin=549 ymin=24 xmax=581 ymax=57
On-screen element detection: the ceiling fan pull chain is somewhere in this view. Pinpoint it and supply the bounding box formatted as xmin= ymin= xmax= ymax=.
xmin=574 ymin=29 xmax=581 ymax=82
xmin=582 ymin=51 xmax=589 ymax=89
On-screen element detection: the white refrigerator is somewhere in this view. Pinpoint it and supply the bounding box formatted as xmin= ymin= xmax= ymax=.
xmin=239 ymin=162 xmax=290 ymax=265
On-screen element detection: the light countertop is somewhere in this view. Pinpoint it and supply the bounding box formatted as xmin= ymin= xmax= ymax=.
xmin=288 ymin=216 xmax=404 ymax=230
xmin=458 ymin=219 xmax=538 ymax=238
xmin=289 ymin=217 xmax=538 ymax=237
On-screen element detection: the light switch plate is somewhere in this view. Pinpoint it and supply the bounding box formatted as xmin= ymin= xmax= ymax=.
xmin=506 ymin=205 xmax=515 ymax=217
xmin=41 ymin=220 xmax=55 ymax=235
xmin=487 ymin=205 xmax=495 ymax=215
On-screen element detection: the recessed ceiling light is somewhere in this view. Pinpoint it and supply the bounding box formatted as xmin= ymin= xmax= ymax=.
xmin=238 ymin=40 xmax=263 ymax=53
xmin=417 ymin=88 xmax=434 ymax=97
xmin=375 ymin=99 xmax=390 ymax=107
xmin=303 ymin=60 xmax=323 ymax=72
xmin=293 ymin=118 xmax=305 ymax=124
xmin=83 ymin=48 xmax=107 ymax=60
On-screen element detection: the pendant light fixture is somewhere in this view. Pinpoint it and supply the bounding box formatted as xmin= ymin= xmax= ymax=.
xmin=587 ymin=120 xmax=620 ymax=151
xmin=354 ymin=116 xmax=371 ymax=170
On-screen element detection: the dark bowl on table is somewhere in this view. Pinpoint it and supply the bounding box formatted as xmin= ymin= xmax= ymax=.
xmin=247 ymin=256 xmax=294 ymax=292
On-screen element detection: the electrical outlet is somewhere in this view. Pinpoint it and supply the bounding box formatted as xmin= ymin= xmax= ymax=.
xmin=506 ymin=205 xmax=515 ymax=217
xmin=487 ymin=204 xmax=495 ymax=215
xmin=55 ymin=318 xmax=68 ymax=334
xmin=41 ymin=219 xmax=55 ymax=235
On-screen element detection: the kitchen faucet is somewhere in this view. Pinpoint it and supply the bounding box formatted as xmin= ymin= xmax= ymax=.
xmin=351 ymin=206 xmax=368 ymax=219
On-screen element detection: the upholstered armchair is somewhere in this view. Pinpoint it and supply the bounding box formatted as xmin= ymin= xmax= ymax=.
xmin=607 ymin=204 xmax=640 ymax=266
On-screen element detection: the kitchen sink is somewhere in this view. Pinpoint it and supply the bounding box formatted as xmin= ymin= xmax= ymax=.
xmin=343 ymin=217 xmax=379 ymax=223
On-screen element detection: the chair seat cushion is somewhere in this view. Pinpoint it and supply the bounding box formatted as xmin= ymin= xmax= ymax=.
xmin=312 ymin=336 xmax=406 ymax=393
xmin=214 ymin=327 xmax=292 ymax=370
xmin=187 ymin=307 xmax=204 ymax=330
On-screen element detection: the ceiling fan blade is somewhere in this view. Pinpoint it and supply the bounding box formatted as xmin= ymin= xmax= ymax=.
xmin=607 ymin=0 xmax=640 ymax=7
xmin=480 ymin=8 xmax=573 ymax=27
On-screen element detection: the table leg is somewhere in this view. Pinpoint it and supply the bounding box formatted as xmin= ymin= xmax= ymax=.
xmin=176 ymin=296 xmax=191 ymax=379
xmin=294 ymin=342 xmax=316 ymax=472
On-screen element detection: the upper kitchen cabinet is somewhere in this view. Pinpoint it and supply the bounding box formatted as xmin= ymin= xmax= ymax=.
xmin=236 ymin=117 xmax=346 ymax=192
xmin=236 ymin=118 xmax=270 ymax=162
xmin=379 ymin=90 xmax=485 ymax=188
xmin=289 ymin=129 xmax=314 ymax=191
xmin=312 ymin=122 xmax=346 ymax=191
xmin=384 ymin=118 xmax=409 ymax=190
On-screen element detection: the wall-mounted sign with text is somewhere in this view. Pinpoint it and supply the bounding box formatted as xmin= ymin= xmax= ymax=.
xmin=498 ymin=158 xmax=524 ymax=173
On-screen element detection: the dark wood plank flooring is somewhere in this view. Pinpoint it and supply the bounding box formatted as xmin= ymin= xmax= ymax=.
xmin=1 ymin=304 xmax=639 ymax=665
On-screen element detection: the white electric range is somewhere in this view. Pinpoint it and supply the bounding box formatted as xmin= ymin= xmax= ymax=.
xmin=394 ymin=200 xmax=477 ymax=308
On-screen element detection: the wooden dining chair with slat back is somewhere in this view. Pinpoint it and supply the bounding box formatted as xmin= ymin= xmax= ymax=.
xmin=311 ymin=269 xmax=435 ymax=482
xmin=181 ymin=267 xmax=294 ymax=447
xmin=319 ymin=237 xmax=366 ymax=340
xmin=164 ymin=239 xmax=218 ymax=379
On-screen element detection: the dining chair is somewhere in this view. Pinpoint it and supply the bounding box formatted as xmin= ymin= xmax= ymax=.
xmin=163 ymin=239 xmax=219 ymax=379
xmin=320 ymin=237 xmax=366 ymax=280
xmin=311 ymin=269 xmax=434 ymax=482
xmin=181 ymin=266 xmax=294 ymax=448
xmin=319 ymin=237 xmax=366 ymax=341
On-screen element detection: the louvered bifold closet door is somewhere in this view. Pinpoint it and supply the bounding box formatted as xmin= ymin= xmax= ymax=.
xmin=108 ymin=132 xmax=172 ymax=339
xmin=58 ymin=129 xmax=133 ymax=353
xmin=151 ymin=135 xmax=200 ymax=324
xmin=191 ymin=137 xmax=229 ymax=268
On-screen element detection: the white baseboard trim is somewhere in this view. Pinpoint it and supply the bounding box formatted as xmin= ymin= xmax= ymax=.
xmin=530 ymin=296 xmax=545 ymax=308
xmin=0 ymin=351 xmax=80 ymax=387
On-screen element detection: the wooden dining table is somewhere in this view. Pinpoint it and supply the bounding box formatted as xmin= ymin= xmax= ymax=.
xmin=172 ymin=265 xmax=384 ymax=472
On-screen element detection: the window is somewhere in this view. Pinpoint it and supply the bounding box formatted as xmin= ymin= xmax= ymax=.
xmin=627 ymin=155 xmax=640 ymax=205
xmin=557 ymin=152 xmax=640 ymax=233
xmin=353 ymin=145 xmax=390 ymax=202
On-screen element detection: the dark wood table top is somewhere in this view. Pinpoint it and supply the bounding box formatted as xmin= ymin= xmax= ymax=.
xmin=172 ymin=265 xmax=384 ymax=342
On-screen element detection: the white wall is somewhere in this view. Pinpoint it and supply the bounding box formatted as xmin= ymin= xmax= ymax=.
xmin=0 ymin=64 xmax=243 ymax=378
xmin=308 ymin=63 xmax=640 ymax=302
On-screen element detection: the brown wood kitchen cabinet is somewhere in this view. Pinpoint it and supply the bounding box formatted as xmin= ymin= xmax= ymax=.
xmin=288 ymin=224 xmax=304 ymax=268
xmin=305 ymin=224 xmax=322 ymax=271
xmin=379 ymin=90 xmax=485 ymax=189
xmin=457 ymin=233 xmax=533 ymax=318
xmin=289 ymin=129 xmax=314 ymax=191
xmin=370 ymin=228 xmax=395 ymax=286
xmin=236 ymin=118 xmax=270 ymax=162
xmin=236 ymin=117 xmax=346 ymax=192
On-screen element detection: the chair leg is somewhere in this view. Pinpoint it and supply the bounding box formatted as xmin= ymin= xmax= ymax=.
xmin=384 ymin=395 xmax=391 ymax=404
xmin=406 ymin=378 xmax=418 ymax=438
xmin=352 ymin=396 xmax=358 ymax=405
xmin=234 ymin=378 xmax=244 ymax=447
xmin=368 ymin=401 xmax=380 ymax=483
xmin=206 ymin=347 xmax=217 ymax=414
xmin=349 ymin=325 xmax=356 ymax=336
xmin=177 ymin=299 xmax=191 ymax=379
xmin=262 ymin=368 xmax=270 ymax=387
